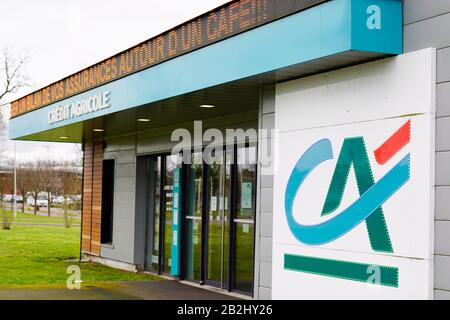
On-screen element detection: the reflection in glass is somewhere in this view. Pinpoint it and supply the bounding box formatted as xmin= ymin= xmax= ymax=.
xmin=151 ymin=157 xmax=161 ymax=272
xmin=186 ymin=153 xmax=203 ymax=281
xmin=234 ymin=222 xmax=255 ymax=293
xmin=233 ymin=145 xmax=256 ymax=293
xmin=207 ymin=149 xmax=231 ymax=288
xmin=186 ymin=219 xmax=202 ymax=280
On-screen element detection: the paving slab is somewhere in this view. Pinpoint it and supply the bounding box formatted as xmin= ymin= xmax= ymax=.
xmin=0 ymin=280 xmax=241 ymax=300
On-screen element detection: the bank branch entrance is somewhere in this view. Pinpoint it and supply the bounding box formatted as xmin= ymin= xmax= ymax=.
xmin=9 ymin=0 xmax=409 ymax=299
xmin=143 ymin=144 xmax=257 ymax=295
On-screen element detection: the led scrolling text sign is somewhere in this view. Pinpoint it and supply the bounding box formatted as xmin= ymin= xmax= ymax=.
xmin=10 ymin=0 xmax=328 ymax=118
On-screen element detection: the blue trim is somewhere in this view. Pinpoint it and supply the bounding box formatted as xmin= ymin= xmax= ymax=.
xmin=351 ymin=0 xmax=403 ymax=54
xmin=171 ymin=167 xmax=181 ymax=276
xmin=10 ymin=0 xmax=403 ymax=140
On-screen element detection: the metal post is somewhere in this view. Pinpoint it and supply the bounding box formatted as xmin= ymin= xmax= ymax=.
xmin=13 ymin=140 xmax=17 ymax=218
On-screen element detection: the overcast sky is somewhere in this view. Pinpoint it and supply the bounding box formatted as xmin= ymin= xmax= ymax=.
xmin=0 ymin=0 xmax=229 ymax=162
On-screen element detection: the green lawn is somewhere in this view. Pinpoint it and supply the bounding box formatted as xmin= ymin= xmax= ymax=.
xmin=0 ymin=222 xmax=160 ymax=288
xmin=12 ymin=211 xmax=80 ymax=225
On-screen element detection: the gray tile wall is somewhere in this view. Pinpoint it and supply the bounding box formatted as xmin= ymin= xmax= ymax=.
xmin=100 ymin=135 xmax=137 ymax=264
xmin=403 ymin=0 xmax=450 ymax=299
xmin=255 ymin=86 xmax=275 ymax=299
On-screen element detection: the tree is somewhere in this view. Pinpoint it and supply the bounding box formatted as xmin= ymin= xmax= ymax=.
xmin=59 ymin=161 xmax=81 ymax=228
xmin=41 ymin=159 xmax=58 ymax=216
xmin=27 ymin=161 xmax=44 ymax=215
xmin=0 ymin=48 xmax=30 ymax=219
xmin=0 ymin=48 xmax=30 ymax=106
xmin=16 ymin=161 xmax=31 ymax=213
xmin=0 ymin=168 xmax=13 ymax=229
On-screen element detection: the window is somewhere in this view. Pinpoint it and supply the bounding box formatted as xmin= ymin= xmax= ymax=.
xmin=101 ymin=159 xmax=115 ymax=244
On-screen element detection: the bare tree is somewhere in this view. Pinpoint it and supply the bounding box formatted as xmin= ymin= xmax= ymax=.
xmin=16 ymin=161 xmax=31 ymax=213
xmin=58 ymin=161 xmax=81 ymax=228
xmin=41 ymin=159 xmax=58 ymax=216
xmin=0 ymin=168 xmax=13 ymax=229
xmin=27 ymin=161 xmax=44 ymax=215
xmin=0 ymin=48 xmax=30 ymax=106
xmin=0 ymin=48 xmax=30 ymax=218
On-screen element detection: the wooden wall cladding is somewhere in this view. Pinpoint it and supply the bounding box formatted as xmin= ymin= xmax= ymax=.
xmin=81 ymin=140 xmax=103 ymax=256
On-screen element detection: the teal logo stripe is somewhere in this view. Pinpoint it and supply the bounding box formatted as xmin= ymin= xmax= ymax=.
xmin=284 ymin=253 xmax=399 ymax=287
xmin=284 ymin=139 xmax=410 ymax=246
xmin=321 ymin=137 xmax=393 ymax=253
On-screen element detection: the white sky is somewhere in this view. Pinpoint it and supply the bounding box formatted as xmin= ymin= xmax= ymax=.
xmin=0 ymin=0 xmax=229 ymax=161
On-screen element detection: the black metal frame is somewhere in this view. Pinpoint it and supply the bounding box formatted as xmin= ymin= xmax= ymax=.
xmin=203 ymin=150 xmax=233 ymax=289
xmin=231 ymin=142 xmax=258 ymax=297
xmin=158 ymin=155 xmax=166 ymax=274
xmin=178 ymin=160 xmax=188 ymax=280
xmin=143 ymin=153 xmax=170 ymax=275
xmin=200 ymin=159 xmax=209 ymax=285
xmin=144 ymin=145 xmax=257 ymax=296
xmin=143 ymin=157 xmax=152 ymax=271
xmin=228 ymin=145 xmax=238 ymax=292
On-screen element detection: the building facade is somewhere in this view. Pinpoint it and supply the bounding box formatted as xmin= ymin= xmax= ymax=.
xmin=8 ymin=0 xmax=450 ymax=299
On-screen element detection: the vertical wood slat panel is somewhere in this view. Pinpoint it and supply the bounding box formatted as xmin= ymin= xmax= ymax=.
xmin=81 ymin=140 xmax=103 ymax=256
xmin=81 ymin=141 xmax=93 ymax=253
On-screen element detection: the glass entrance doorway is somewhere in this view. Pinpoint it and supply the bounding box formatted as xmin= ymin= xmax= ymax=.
xmin=145 ymin=154 xmax=181 ymax=275
xmin=145 ymin=144 xmax=257 ymax=295
xmin=185 ymin=151 xmax=203 ymax=282
xmin=204 ymin=148 xmax=231 ymax=289
xmin=185 ymin=144 xmax=256 ymax=295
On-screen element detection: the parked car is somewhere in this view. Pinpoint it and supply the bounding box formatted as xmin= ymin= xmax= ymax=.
xmin=36 ymin=195 xmax=49 ymax=208
xmin=2 ymin=194 xmax=13 ymax=202
xmin=15 ymin=195 xmax=23 ymax=204
xmin=54 ymin=196 xmax=66 ymax=204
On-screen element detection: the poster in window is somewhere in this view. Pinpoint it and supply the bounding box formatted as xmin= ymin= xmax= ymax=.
xmin=241 ymin=182 xmax=253 ymax=215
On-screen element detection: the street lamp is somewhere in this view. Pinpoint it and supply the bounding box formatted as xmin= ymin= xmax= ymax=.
xmin=13 ymin=140 xmax=16 ymax=218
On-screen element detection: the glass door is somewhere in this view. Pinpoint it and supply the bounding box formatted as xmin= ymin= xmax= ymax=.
xmin=182 ymin=145 xmax=257 ymax=295
xmin=162 ymin=154 xmax=179 ymax=274
xmin=145 ymin=156 xmax=161 ymax=272
xmin=145 ymin=154 xmax=181 ymax=275
xmin=205 ymin=148 xmax=232 ymax=289
xmin=232 ymin=144 xmax=257 ymax=293
xmin=185 ymin=152 xmax=203 ymax=281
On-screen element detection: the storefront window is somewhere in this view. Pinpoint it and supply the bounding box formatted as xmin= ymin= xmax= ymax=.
xmin=206 ymin=149 xmax=231 ymax=288
xmin=147 ymin=144 xmax=256 ymax=295
xmin=162 ymin=154 xmax=181 ymax=274
xmin=233 ymin=145 xmax=257 ymax=293
xmin=151 ymin=157 xmax=161 ymax=272
xmin=186 ymin=152 xmax=203 ymax=281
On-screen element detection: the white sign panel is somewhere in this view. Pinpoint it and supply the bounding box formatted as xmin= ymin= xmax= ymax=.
xmin=272 ymin=49 xmax=435 ymax=300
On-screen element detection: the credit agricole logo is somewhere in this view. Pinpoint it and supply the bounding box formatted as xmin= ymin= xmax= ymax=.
xmin=283 ymin=120 xmax=411 ymax=288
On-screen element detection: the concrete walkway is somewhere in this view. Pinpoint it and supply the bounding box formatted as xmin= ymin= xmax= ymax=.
xmin=0 ymin=280 xmax=241 ymax=300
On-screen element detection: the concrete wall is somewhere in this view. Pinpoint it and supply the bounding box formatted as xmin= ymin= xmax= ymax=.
xmin=403 ymin=0 xmax=450 ymax=299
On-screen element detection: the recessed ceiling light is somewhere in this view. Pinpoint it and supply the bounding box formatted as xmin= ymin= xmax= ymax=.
xmin=137 ymin=118 xmax=151 ymax=122
xmin=59 ymin=136 xmax=69 ymax=139
xmin=93 ymin=128 xmax=104 ymax=132
xmin=199 ymin=104 xmax=215 ymax=108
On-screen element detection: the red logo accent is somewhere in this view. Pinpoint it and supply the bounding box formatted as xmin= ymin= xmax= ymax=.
xmin=374 ymin=120 xmax=411 ymax=165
